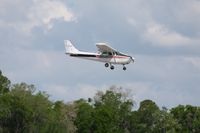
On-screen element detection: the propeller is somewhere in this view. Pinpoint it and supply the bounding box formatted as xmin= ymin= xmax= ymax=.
xmin=130 ymin=56 xmax=135 ymax=63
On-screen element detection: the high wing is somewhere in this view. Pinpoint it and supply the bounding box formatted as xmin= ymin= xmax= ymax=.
xmin=96 ymin=43 xmax=118 ymax=53
xmin=96 ymin=43 xmax=128 ymax=56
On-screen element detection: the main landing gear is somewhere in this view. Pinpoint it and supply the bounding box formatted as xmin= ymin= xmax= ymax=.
xmin=110 ymin=65 xmax=114 ymax=70
xmin=104 ymin=63 xmax=114 ymax=70
xmin=105 ymin=63 xmax=109 ymax=67
xmin=104 ymin=63 xmax=126 ymax=71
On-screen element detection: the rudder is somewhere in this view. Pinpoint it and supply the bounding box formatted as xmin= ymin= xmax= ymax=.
xmin=64 ymin=40 xmax=79 ymax=54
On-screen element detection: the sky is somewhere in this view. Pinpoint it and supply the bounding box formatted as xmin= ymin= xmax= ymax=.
xmin=0 ymin=0 xmax=200 ymax=108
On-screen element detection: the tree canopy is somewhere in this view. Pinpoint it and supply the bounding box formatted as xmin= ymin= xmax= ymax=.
xmin=0 ymin=70 xmax=200 ymax=133
xmin=0 ymin=70 xmax=10 ymax=94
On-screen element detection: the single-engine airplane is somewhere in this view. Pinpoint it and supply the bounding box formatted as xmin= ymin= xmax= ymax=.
xmin=64 ymin=40 xmax=134 ymax=70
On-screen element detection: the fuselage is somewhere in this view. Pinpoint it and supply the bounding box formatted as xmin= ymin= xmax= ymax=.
xmin=67 ymin=51 xmax=132 ymax=65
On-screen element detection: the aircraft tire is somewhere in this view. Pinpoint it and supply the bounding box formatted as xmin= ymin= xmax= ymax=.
xmin=110 ymin=65 xmax=114 ymax=70
xmin=123 ymin=66 xmax=126 ymax=71
xmin=105 ymin=63 xmax=109 ymax=67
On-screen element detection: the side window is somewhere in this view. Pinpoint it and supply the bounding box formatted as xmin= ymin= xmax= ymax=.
xmin=101 ymin=52 xmax=112 ymax=57
xmin=102 ymin=52 xmax=108 ymax=56
xmin=108 ymin=52 xmax=112 ymax=56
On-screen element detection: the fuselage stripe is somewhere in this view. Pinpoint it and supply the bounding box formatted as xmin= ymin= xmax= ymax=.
xmin=70 ymin=54 xmax=97 ymax=57
xmin=70 ymin=54 xmax=129 ymax=59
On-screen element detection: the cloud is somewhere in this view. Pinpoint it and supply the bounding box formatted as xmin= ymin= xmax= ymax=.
xmin=41 ymin=79 xmax=200 ymax=108
xmin=42 ymin=84 xmax=108 ymax=102
xmin=184 ymin=57 xmax=200 ymax=70
xmin=27 ymin=0 xmax=75 ymax=31
xmin=41 ymin=82 xmax=154 ymax=107
xmin=127 ymin=18 xmax=200 ymax=48
xmin=143 ymin=22 xmax=193 ymax=47
xmin=0 ymin=0 xmax=75 ymax=34
xmin=126 ymin=0 xmax=200 ymax=48
xmin=175 ymin=0 xmax=200 ymax=24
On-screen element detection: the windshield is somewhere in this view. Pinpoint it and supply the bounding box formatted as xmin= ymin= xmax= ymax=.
xmin=114 ymin=51 xmax=127 ymax=56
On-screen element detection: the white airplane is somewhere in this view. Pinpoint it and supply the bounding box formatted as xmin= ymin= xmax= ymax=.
xmin=64 ymin=40 xmax=135 ymax=70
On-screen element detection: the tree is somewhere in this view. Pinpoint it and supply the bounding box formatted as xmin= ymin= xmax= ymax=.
xmin=75 ymin=87 xmax=134 ymax=133
xmin=153 ymin=107 xmax=180 ymax=133
xmin=75 ymin=99 xmax=94 ymax=133
xmin=171 ymin=105 xmax=200 ymax=133
xmin=130 ymin=100 xmax=180 ymax=133
xmin=1 ymin=69 xmax=200 ymax=133
xmin=131 ymin=100 xmax=160 ymax=133
xmin=0 ymin=82 xmax=77 ymax=133
xmin=0 ymin=70 xmax=10 ymax=94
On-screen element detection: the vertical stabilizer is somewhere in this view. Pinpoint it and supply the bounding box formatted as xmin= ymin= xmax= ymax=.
xmin=64 ymin=40 xmax=79 ymax=54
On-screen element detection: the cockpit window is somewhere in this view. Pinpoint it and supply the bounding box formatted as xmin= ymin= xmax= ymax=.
xmin=101 ymin=51 xmax=127 ymax=57
xmin=115 ymin=51 xmax=126 ymax=56
xmin=102 ymin=52 xmax=112 ymax=55
xmin=101 ymin=52 xmax=112 ymax=57
xmin=102 ymin=52 xmax=108 ymax=55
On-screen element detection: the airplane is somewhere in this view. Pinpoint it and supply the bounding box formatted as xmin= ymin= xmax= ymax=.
xmin=64 ymin=40 xmax=135 ymax=70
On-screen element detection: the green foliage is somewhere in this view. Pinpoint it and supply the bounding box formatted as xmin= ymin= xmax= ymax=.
xmin=75 ymin=88 xmax=134 ymax=133
xmin=0 ymin=82 xmax=76 ymax=133
xmin=0 ymin=70 xmax=200 ymax=133
xmin=171 ymin=105 xmax=200 ymax=133
xmin=0 ymin=70 xmax=10 ymax=94
xmin=129 ymin=100 xmax=180 ymax=133
xmin=75 ymin=99 xmax=94 ymax=133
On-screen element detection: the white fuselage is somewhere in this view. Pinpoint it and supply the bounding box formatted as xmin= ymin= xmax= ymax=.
xmin=64 ymin=40 xmax=134 ymax=70
xmin=68 ymin=51 xmax=132 ymax=65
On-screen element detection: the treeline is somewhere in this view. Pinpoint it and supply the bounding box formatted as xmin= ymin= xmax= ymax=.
xmin=0 ymin=70 xmax=200 ymax=133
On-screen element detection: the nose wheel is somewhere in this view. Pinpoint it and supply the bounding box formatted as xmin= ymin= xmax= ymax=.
xmin=123 ymin=65 xmax=126 ymax=71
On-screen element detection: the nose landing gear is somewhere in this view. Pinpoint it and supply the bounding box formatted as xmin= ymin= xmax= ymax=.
xmin=123 ymin=65 xmax=126 ymax=71
xmin=123 ymin=66 xmax=126 ymax=70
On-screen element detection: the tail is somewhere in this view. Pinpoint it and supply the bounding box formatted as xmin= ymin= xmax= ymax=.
xmin=64 ymin=40 xmax=79 ymax=54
